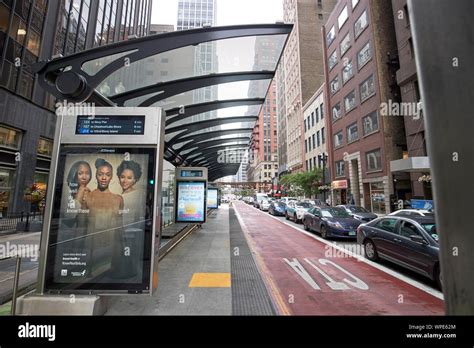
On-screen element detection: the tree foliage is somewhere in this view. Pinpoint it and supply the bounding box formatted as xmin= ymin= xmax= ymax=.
xmin=280 ymin=169 xmax=324 ymax=198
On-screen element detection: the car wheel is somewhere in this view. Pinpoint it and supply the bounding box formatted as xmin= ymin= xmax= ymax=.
xmin=320 ymin=225 xmax=328 ymax=239
xmin=435 ymin=264 xmax=443 ymax=290
xmin=303 ymin=220 xmax=309 ymax=231
xmin=285 ymin=212 xmax=289 ymax=220
xmin=364 ymin=239 xmax=379 ymax=261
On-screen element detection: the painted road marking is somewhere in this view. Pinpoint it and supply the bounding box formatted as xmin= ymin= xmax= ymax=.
xmin=188 ymin=273 xmax=231 ymax=288
xmin=284 ymin=257 xmax=369 ymax=291
xmin=241 ymin=202 xmax=443 ymax=300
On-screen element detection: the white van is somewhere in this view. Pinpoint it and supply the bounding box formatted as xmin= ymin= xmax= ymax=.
xmin=254 ymin=193 xmax=269 ymax=208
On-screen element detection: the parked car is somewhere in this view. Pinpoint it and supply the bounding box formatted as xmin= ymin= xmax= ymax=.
xmin=254 ymin=193 xmax=269 ymax=209
xmin=286 ymin=201 xmax=313 ymax=223
xmin=310 ymin=199 xmax=329 ymax=207
xmin=280 ymin=197 xmax=298 ymax=204
xmin=337 ymin=205 xmax=378 ymax=222
xmin=388 ymin=209 xmax=434 ymax=217
xmin=268 ymin=201 xmax=287 ymax=216
xmin=244 ymin=196 xmax=254 ymax=205
xmin=303 ymin=206 xmax=361 ymax=239
xmin=356 ymin=215 xmax=441 ymax=289
xmin=259 ymin=199 xmax=271 ymax=211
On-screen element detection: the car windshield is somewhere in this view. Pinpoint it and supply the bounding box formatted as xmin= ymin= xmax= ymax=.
xmin=421 ymin=223 xmax=438 ymax=241
xmin=297 ymin=202 xmax=312 ymax=208
xmin=348 ymin=206 xmax=369 ymax=213
xmin=276 ymin=202 xmax=286 ymax=207
xmin=321 ymin=207 xmax=351 ymax=218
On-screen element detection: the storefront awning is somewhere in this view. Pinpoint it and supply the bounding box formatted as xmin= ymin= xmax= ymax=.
xmin=390 ymin=157 xmax=430 ymax=173
xmin=33 ymin=24 xmax=292 ymax=181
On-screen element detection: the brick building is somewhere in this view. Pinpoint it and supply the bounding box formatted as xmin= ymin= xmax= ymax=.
xmin=322 ymin=0 xmax=406 ymax=213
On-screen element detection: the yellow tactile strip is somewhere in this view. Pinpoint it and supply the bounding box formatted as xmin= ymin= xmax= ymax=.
xmin=188 ymin=273 xmax=231 ymax=288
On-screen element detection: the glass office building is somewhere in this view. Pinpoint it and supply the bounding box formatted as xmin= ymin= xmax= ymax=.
xmin=0 ymin=0 xmax=151 ymax=216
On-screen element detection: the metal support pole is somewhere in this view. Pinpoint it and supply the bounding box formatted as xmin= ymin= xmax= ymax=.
xmin=11 ymin=256 xmax=22 ymax=315
xmin=408 ymin=0 xmax=474 ymax=314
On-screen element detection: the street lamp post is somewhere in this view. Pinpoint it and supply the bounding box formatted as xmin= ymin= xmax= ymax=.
xmin=318 ymin=153 xmax=328 ymax=202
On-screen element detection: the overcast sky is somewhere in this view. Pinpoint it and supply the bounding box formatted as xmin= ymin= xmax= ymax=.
xmin=151 ymin=0 xmax=284 ymax=27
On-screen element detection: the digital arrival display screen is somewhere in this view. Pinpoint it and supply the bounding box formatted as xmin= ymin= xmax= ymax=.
xmin=180 ymin=170 xmax=203 ymax=178
xmin=76 ymin=116 xmax=145 ymax=135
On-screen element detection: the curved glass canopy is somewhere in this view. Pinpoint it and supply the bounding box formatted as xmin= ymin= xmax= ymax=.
xmin=33 ymin=24 xmax=292 ymax=180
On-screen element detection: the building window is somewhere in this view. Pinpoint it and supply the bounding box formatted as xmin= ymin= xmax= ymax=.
xmin=362 ymin=110 xmax=379 ymax=135
xmin=330 ymin=75 xmax=340 ymax=94
xmin=334 ymin=130 xmax=343 ymax=148
xmin=338 ymin=6 xmax=348 ymax=29
xmin=316 ymin=131 xmax=320 ymax=147
xmin=342 ymin=59 xmax=353 ymax=84
xmin=360 ymin=74 xmax=375 ymax=102
xmin=315 ymin=108 xmax=319 ymax=123
xmin=326 ymin=25 xmax=335 ymax=46
xmin=311 ymin=112 xmax=315 ymax=126
xmin=357 ymin=41 xmax=371 ymax=69
xmin=321 ymin=127 xmax=325 ymax=144
xmin=0 ymin=125 xmax=22 ymax=149
xmin=304 ymin=118 xmax=307 ymax=132
xmin=312 ymin=134 xmax=316 ymax=149
xmin=305 ymin=139 xmax=308 ymax=153
xmin=335 ymin=160 xmax=345 ymax=177
xmin=340 ymin=32 xmax=351 ymax=56
xmin=344 ymin=90 xmax=356 ymax=112
xmin=308 ymin=136 xmax=312 ymax=151
xmin=366 ymin=149 xmax=382 ymax=171
xmin=318 ymin=13 xmax=323 ymax=20
xmin=352 ymin=0 xmax=360 ymax=9
xmin=332 ymin=102 xmax=342 ymax=121
xmin=408 ymin=37 xmax=415 ymax=59
xmin=320 ymin=103 xmax=324 ymax=119
xmin=37 ymin=138 xmax=53 ymax=157
xmin=354 ymin=10 xmax=368 ymax=38
xmin=26 ymin=30 xmax=41 ymax=56
xmin=347 ymin=123 xmax=358 ymax=143
xmin=0 ymin=168 xmax=15 ymax=215
xmin=328 ymin=50 xmax=338 ymax=70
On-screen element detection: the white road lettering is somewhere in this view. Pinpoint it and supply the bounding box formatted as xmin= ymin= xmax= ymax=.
xmin=283 ymin=258 xmax=321 ymax=290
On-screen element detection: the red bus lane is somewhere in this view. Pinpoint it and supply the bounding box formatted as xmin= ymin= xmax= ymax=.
xmin=233 ymin=202 xmax=445 ymax=315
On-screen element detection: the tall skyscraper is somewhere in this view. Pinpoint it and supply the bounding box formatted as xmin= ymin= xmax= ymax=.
xmin=0 ymin=0 xmax=151 ymax=215
xmin=247 ymin=37 xmax=281 ymax=185
xmin=177 ymin=0 xmax=218 ymax=123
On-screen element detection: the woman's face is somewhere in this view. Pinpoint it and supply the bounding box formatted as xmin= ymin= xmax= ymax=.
xmin=77 ymin=164 xmax=91 ymax=186
xmin=96 ymin=165 xmax=112 ymax=190
xmin=119 ymin=169 xmax=136 ymax=191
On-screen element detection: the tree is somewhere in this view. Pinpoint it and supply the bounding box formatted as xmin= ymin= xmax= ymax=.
xmin=280 ymin=169 xmax=323 ymax=198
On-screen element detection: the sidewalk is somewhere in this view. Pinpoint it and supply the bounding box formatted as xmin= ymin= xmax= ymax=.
xmin=105 ymin=206 xmax=232 ymax=315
